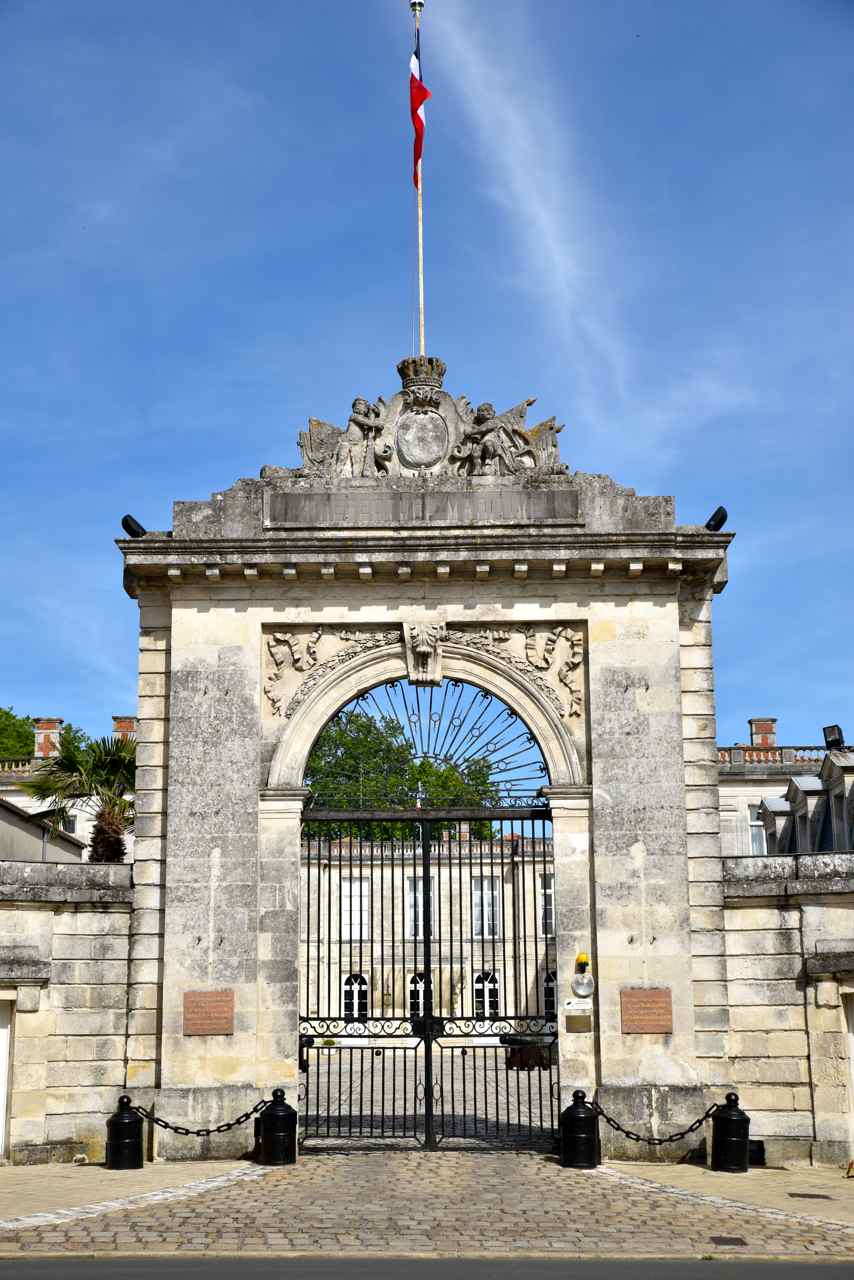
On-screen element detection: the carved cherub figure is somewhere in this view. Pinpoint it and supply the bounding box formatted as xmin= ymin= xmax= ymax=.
xmin=456 ymin=399 xmax=538 ymax=475
xmin=347 ymin=396 xmax=387 ymax=477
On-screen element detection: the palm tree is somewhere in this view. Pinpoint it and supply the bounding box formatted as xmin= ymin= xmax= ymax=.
xmin=21 ymin=735 xmax=136 ymax=863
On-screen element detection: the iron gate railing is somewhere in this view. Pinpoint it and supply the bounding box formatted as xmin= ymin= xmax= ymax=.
xmin=298 ymin=807 xmax=558 ymax=1148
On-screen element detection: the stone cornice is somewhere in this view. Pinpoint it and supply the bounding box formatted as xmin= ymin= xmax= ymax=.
xmin=120 ymin=530 xmax=731 ymax=597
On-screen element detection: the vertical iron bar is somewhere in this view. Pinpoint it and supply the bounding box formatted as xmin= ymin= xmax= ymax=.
xmin=420 ymin=817 xmax=436 ymax=1150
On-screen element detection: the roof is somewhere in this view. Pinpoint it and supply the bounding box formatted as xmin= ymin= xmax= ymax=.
xmin=788 ymin=776 xmax=825 ymax=794
xmin=761 ymin=798 xmax=791 ymax=815
xmin=0 ymin=796 xmax=87 ymax=850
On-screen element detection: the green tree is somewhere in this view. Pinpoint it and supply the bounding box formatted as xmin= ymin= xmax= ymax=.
xmin=304 ymin=709 xmax=498 ymax=836
xmin=59 ymin=723 xmax=91 ymax=753
xmin=20 ymin=735 xmax=136 ymax=863
xmin=0 ymin=707 xmax=34 ymax=758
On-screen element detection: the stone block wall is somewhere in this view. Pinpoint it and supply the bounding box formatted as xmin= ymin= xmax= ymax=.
xmin=719 ymin=901 xmax=814 ymax=1160
xmin=707 ymin=858 xmax=854 ymax=1165
xmin=0 ymin=861 xmax=133 ymax=1163
xmin=126 ymin=590 xmax=171 ymax=1090
xmin=679 ymin=584 xmax=730 ymax=1088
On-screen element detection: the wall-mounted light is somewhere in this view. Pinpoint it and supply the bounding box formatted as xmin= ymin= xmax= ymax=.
xmin=823 ymin=724 xmax=845 ymax=750
xmin=570 ymin=951 xmax=595 ymax=998
xmin=705 ymin=506 xmax=728 ymax=532
xmin=121 ymin=514 xmax=147 ymax=538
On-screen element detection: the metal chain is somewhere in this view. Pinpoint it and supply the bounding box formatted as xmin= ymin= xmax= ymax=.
xmin=130 ymin=1096 xmax=270 ymax=1138
xmin=590 ymin=1100 xmax=719 ymax=1147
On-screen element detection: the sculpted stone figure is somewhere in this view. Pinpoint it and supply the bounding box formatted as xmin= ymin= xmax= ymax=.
xmin=272 ymin=356 xmax=568 ymax=480
xmin=454 ymin=400 xmax=538 ymax=477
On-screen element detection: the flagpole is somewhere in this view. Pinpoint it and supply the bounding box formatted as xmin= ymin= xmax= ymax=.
xmin=412 ymin=0 xmax=426 ymax=357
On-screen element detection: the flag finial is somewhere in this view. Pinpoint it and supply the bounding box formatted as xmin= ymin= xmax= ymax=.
xmin=410 ymin=1 xmax=425 ymax=16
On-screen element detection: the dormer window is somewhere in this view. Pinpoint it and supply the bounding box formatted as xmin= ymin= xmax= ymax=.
xmin=748 ymin=805 xmax=767 ymax=855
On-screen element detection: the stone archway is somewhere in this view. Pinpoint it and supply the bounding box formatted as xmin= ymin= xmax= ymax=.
xmin=265 ymin=627 xmax=584 ymax=792
xmin=260 ymin=625 xmax=595 ymax=1138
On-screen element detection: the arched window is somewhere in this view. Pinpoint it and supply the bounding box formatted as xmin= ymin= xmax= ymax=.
xmin=343 ymin=973 xmax=368 ymax=1020
xmin=474 ymin=970 xmax=499 ymax=1019
xmin=543 ymin=970 xmax=557 ymax=1021
xmin=409 ymin=972 xmax=426 ymax=1019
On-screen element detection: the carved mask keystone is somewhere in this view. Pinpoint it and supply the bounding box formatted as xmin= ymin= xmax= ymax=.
xmin=404 ymin=623 xmax=447 ymax=685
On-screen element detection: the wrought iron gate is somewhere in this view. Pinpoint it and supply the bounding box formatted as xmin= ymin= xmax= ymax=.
xmin=298 ymin=807 xmax=558 ymax=1148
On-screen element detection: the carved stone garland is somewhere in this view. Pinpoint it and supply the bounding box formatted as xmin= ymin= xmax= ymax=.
xmin=264 ymin=623 xmax=584 ymax=723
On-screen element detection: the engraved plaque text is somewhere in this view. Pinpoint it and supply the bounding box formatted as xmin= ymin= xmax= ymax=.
xmin=183 ymin=989 xmax=235 ymax=1037
xmin=620 ymin=987 xmax=673 ymax=1035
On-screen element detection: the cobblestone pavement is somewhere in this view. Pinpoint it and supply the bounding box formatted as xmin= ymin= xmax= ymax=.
xmin=0 ymin=1150 xmax=853 ymax=1258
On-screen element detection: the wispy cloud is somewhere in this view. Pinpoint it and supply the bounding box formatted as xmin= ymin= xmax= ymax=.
xmin=428 ymin=3 xmax=757 ymax=465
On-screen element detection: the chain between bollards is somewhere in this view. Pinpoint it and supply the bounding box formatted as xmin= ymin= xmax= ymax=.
xmin=105 ymin=1088 xmax=297 ymax=1169
xmin=559 ymin=1090 xmax=751 ymax=1173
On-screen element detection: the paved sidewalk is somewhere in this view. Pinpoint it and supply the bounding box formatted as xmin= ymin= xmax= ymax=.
xmin=0 ymin=1160 xmax=246 ymax=1221
xmin=608 ymin=1160 xmax=854 ymax=1228
xmin=0 ymin=1150 xmax=851 ymax=1259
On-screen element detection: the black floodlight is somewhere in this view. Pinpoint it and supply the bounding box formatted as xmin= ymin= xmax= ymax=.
xmin=822 ymin=724 xmax=845 ymax=750
xmin=121 ymin=514 xmax=147 ymax=539
xmin=705 ymin=506 xmax=728 ymax=532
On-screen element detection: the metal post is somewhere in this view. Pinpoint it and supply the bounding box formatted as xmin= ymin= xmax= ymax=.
xmin=413 ymin=6 xmax=426 ymax=356
xmin=105 ymin=1095 xmax=144 ymax=1169
xmin=420 ymin=817 xmax=437 ymax=1149
xmin=711 ymin=1092 xmax=750 ymax=1173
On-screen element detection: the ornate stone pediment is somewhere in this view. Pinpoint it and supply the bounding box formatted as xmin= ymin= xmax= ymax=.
xmin=262 ymin=622 xmax=585 ymax=722
xmin=262 ymin=356 xmax=567 ymax=483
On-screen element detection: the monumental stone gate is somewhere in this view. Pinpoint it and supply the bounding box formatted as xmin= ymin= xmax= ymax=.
xmin=119 ymin=354 xmax=731 ymax=1159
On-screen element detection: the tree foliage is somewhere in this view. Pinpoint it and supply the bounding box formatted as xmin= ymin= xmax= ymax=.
xmin=0 ymin=707 xmax=34 ymax=758
xmin=20 ymin=735 xmax=136 ymax=862
xmin=304 ymin=709 xmax=499 ymax=835
xmin=0 ymin=709 xmax=90 ymax=759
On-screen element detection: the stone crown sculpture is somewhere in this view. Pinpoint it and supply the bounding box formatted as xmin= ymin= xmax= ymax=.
xmin=269 ymin=357 xmax=567 ymax=482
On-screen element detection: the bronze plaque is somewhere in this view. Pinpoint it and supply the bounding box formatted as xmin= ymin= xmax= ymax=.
xmin=620 ymin=987 xmax=673 ymax=1035
xmin=183 ymin=989 xmax=235 ymax=1037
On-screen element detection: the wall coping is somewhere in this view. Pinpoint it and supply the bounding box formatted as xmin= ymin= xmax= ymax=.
xmin=0 ymin=859 xmax=133 ymax=905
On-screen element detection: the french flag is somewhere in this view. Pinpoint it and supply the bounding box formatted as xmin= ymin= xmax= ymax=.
xmin=410 ymin=27 xmax=431 ymax=188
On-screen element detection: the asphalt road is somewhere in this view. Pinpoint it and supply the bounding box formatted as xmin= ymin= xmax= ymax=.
xmin=1 ymin=1262 xmax=851 ymax=1279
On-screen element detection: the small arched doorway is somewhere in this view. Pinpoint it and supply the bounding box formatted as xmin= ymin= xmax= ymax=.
xmin=298 ymin=677 xmax=558 ymax=1149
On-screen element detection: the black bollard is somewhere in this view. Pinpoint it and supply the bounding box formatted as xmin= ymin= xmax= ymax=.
xmin=259 ymin=1088 xmax=298 ymax=1166
xmin=559 ymin=1089 xmax=600 ymax=1169
xmin=711 ymin=1092 xmax=750 ymax=1173
xmin=105 ymin=1095 xmax=144 ymax=1169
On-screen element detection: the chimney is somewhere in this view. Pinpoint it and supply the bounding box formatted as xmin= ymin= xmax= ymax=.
xmin=748 ymin=717 xmax=777 ymax=748
xmin=112 ymin=715 xmax=137 ymax=740
xmin=33 ymin=717 xmax=64 ymax=758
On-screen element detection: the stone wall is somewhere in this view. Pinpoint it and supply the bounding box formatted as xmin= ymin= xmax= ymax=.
xmin=0 ymin=860 xmax=133 ymax=1163
xmin=719 ymin=856 xmax=854 ymax=1164
xmin=680 ymin=582 xmax=730 ymax=1091
xmin=126 ymin=589 xmax=171 ymax=1091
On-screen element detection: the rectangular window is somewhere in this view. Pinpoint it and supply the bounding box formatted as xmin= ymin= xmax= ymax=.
xmin=473 ymin=876 xmax=500 ymax=939
xmin=834 ymin=793 xmax=845 ymax=850
xmin=539 ymin=873 xmax=555 ymax=936
xmin=406 ymin=877 xmax=434 ymax=939
xmin=342 ymin=878 xmax=369 ymax=941
xmin=748 ymin=805 xmax=767 ymax=856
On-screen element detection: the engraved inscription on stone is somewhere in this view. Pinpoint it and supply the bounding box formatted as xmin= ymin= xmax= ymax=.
xmin=620 ymin=987 xmax=673 ymax=1035
xmin=396 ymin=411 xmax=449 ymax=469
xmin=183 ymin=989 xmax=235 ymax=1037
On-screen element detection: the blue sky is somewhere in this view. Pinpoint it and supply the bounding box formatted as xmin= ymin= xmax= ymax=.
xmin=2 ymin=0 xmax=852 ymax=747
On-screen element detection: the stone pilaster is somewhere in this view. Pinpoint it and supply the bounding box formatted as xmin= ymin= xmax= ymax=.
xmin=679 ymin=583 xmax=729 ymax=1080
xmin=126 ymin=590 xmax=171 ymax=1090
xmin=543 ymin=785 xmax=595 ymax=1099
xmin=256 ymin=788 xmax=308 ymax=1090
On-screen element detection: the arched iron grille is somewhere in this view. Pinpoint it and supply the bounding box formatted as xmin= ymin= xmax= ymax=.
xmin=299 ymin=679 xmax=558 ymax=1150
xmin=304 ymin=678 xmax=550 ymax=810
